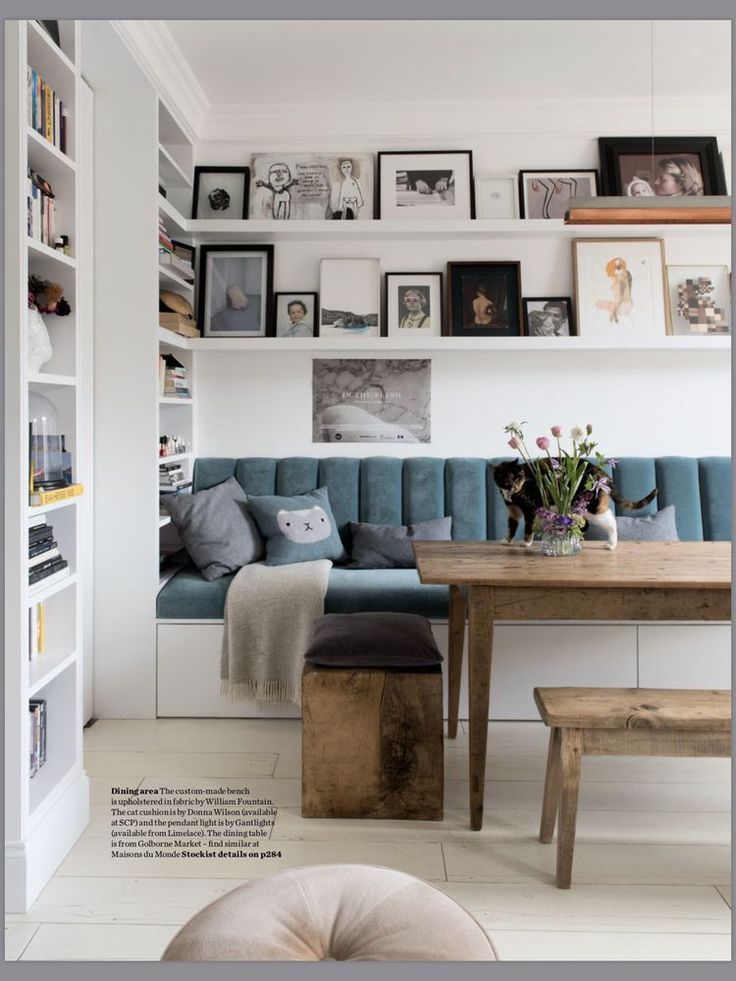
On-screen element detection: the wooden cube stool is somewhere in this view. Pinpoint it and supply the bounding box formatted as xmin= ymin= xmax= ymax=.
xmin=534 ymin=686 xmax=731 ymax=889
xmin=301 ymin=612 xmax=445 ymax=820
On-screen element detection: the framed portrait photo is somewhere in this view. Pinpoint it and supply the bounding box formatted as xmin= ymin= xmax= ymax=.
xmin=377 ymin=151 xmax=475 ymax=220
xmin=274 ymin=292 xmax=319 ymax=338
xmin=319 ymin=258 xmax=381 ymax=338
xmin=573 ymin=238 xmax=670 ymax=340
xmin=447 ymin=261 xmax=523 ymax=338
xmin=598 ymin=137 xmax=727 ymax=197
xmin=249 ymin=153 xmax=374 ymax=220
xmin=518 ymin=170 xmax=599 ymax=219
xmin=197 ymin=244 xmax=274 ymax=337
xmin=523 ymin=297 xmax=576 ymax=337
xmin=192 ymin=167 xmax=250 ymax=220
xmin=384 ymin=273 xmax=443 ymax=337
xmin=666 ymin=265 xmax=730 ymax=336
xmin=474 ymin=176 xmax=519 ymax=219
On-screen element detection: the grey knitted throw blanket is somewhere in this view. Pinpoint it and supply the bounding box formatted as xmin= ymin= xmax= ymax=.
xmin=221 ymin=559 xmax=332 ymax=706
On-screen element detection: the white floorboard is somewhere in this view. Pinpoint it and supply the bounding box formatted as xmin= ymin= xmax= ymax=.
xmin=5 ymin=718 xmax=731 ymax=963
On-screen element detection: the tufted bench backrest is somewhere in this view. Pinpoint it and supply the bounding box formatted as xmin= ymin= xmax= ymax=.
xmin=193 ymin=456 xmax=731 ymax=543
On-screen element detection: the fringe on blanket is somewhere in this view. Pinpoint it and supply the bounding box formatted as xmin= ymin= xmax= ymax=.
xmin=220 ymin=679 xmax=300 ymax=705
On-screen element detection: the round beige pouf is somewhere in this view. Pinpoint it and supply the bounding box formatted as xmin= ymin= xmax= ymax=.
xmin=161 ymin=864 xmax=496 ymax=961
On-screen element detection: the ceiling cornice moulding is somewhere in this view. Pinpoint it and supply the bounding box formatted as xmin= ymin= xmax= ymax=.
xmin=111 ymin=20 xmax=209 ymax=141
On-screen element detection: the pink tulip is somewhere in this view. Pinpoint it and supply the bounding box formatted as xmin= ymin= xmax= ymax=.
xmin=550 ymin=425 xmax=562 ymax=437
xmin=536 ymin=436 xmax=550 ymax=451
xmin=507 ymin=437 xmax=520 ymax=449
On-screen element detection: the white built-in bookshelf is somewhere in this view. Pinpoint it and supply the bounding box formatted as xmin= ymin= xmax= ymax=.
xmin=4 ymin=19 xmax=92 ymax=912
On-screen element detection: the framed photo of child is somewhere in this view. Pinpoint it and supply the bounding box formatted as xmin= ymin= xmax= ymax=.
xmin=274 ymin=292 xmax=319 ymax=338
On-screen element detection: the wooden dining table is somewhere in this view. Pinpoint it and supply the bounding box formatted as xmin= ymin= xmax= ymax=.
xmin=413 ymin=540 xmax=732 ymax=831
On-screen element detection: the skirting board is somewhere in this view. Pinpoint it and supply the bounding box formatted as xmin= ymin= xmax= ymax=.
xmin=156 ymin=621 xmax=730 ymax=721
xmin=5 ymin=770 xmax=90 ymax=912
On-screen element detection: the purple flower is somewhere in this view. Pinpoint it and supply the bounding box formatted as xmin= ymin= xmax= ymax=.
xmin=550 ymin=458 xmax=561 ymax=470
xmin=507 ymin=436 xmax=520 ymax=450
xmin=536 ymin=436 xmax=550 ymax=451
xmin=589 ymin=477 xmax=611 ymax=495
xmin=607 ymin=458 xmax=618 ymax=470
xmin=550 ymin=425 xmax=562 ymax=437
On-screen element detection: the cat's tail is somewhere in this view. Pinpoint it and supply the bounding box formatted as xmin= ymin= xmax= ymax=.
xmin=610 ymin=486 xmax=657 ymax=510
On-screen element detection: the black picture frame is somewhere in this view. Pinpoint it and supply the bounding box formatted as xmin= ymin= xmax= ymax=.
xmin=37 ymin=20 xmax=61 ymax=47
xmin=273 ymin=291 xmax=320 ymax=338
xmin=598 ymin=137 xmax=727 ymax=197
xmin=197 ymin=244 xmax=274 ymax=337
xmin=192 ymin=166 xmax=250 ymax=220
xmin=447 ymin=262 xmax=523 ymax=338
xmin=518 ymin=170 xmax=600 ymax=219
xmin=522 ymin=297 xmax=576 ymax=337
xmin=376 ymin=150 xmax=475 ymax=219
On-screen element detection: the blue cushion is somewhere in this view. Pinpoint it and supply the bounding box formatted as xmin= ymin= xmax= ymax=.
xmin=157 ymin=563 xmax=233 ymax=619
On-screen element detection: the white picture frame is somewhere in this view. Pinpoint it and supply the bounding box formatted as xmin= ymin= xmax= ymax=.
xmin=474 ymin=176 xmax=519 ymax=219
xmin=319 ymin=258 xmax=381 ymax=338
xmin=666 ymin=265 xmax=731 ymax=336
xmin=573 ymin=238 xmax=670 ymax=339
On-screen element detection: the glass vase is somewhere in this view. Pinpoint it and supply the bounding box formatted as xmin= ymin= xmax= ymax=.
xmin=539 ymin=528 xmax=582 ymax=557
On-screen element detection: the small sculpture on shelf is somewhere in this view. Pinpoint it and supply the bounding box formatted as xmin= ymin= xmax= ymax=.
xmin=27 ymin=274 xmax=71 ymax=374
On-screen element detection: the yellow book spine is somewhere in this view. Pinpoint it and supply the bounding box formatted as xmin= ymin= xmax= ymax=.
xmin=30 ymin=483 xmax=84 ymax=507
xmin=37 ymin=603 xmax=45 ymax=654
xmin=45 ymin=83 xmax=53 ymax=142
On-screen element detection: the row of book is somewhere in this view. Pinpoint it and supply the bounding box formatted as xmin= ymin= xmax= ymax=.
xmin=158 ymin=353 xmax=191 ymax=399
xmin=27 ymin=67 xmax=68 ymax=154
xmin=27 ymin=167 xmax=55 ymax=246
xmin=158 ymin=218 xmax=194 ymax=281
xmin=29 ymin=698 xmax=47 ymax=778
xmin=29 ymin=518 xmax=69 ymax=590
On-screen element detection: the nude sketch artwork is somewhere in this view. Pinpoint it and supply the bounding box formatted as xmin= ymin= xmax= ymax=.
xmin=595 ymin=257 xmax=633 ymax=324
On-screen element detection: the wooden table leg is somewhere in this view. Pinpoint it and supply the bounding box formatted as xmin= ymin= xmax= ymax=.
xmin=467 ymin=585 xmax=494 ymax=831
xmin=446 ymin=585 xmax=466 ymax=739
xmin=556 ymin=728 xmax=583 ymax=888
xmin=539 ymin=726 xmax=561 ymax=843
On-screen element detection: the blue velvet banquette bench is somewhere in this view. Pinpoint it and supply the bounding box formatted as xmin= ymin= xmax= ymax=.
xmin=157 ymin=456 xmax=731 ymax=621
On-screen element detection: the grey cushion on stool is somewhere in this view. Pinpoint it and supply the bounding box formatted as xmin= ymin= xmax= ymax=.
xmin=161 ymin=864 xmax=496 ymax=961
xmin=303 ymin=612 xmax=443 ymax=668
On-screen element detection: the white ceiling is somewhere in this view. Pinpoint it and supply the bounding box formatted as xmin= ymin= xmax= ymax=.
xmin=163 ymin=20 xmax=731 ymax=108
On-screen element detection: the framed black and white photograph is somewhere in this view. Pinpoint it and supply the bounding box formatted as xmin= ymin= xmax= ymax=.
xmin=313 ymin=359 xmax=431 ymax=443
xmin=523 ymin=297 xmax=576 ymax=337
xmin=447 ymin=261 xmax=523 ymax=338
xmin=384 ymin=273 xmax=443 ymax=337
xmin=666 ymin=265 xmax=730 ymax=336
xmin=249 ymin=153 xmax=374 ymax=220
xmin=197 ymin=244 xmax=274 ymax=337
xmin=474 ymin=176 xmax=519 ymax=219
xmin=518 ymin=170 xmax=599 ymax=219
xmin=377 ymin=151 xmax=475 ymax=220
xmin=192 ymin=166 xmax=250 ymax=220
xmin=598 ymin=137 xmax=727 ymax=197
xmin=274 ymin=292 xmax=319 ymax=338
xmin=319 ymin=259 xmax=381 ymax=338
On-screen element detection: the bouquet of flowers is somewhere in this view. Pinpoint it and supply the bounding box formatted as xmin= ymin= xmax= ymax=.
xmin=504 ymin=421 xmax=612 ymax=542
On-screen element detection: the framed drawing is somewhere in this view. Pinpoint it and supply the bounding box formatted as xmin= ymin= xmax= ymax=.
xmin=384 ymin=272 xmax=443 ymax=338
xmin=192 ymin=167 xmax=250 ymax=219
xmin=377 ymin=151 xmax=475 ymax=219
xmin=573 ymin=238 xmax=670 ymax=339
xmin=274 ymin=292 xmax=319 ymax=338
xmin=666 ymin=265 xmax=730 ymax=336
xmin=249 ymin=154 xmax=374 ymax=220
xmin=474 ymin=176 xmax=518 ymax=219
xmin=319 ymin=259 xmax=381 ymax=338
xmin=446 ymin=262 xmax=522 ymax=338
xmin=523 ymin=297 xmax=576 ymax=337
xmin=197 ymin=244 xmax=274 ymax=337
xmin=598 ymin=137 xmax=727 ymax=197
xmin=518 ymin=170 xmax=599 ymax=219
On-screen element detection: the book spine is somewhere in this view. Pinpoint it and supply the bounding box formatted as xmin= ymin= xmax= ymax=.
xmin=29 ymin=547 xmax=60 ymax=569
xmin=44 ymin=82 xmax=53 ymax=142
xmin=29 ymin=559 xmax=69 ymax=587
xmin=29 ymin=605 xmax=38 ymax=660
xmin=60 ymin=107 xmax=67 ymax=155
xmin=30 ymin=483 xmax=84 ymax=507
xmin=54 ymin=94 xmax=60 ymax=149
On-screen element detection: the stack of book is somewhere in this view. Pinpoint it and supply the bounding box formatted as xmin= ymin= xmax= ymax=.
xmin=29 ymin=518 xmax=69 ymax=589
xmin=26 ymin=67 xmax=68 ymax=153
xmin=159 ymin=462 xmax=192 ymax=496
xmin=27 ymin=167 xmax=55 ymax=246
xmin=159 ymin=353 xmax=191 ymax=399
xmin=159 ymin=250 xmax=195 ymax=282
xmin=29 ymin=699 xmax=47 ymax=778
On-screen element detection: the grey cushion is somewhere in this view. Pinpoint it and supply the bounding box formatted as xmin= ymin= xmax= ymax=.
xmin=349 ymin=516 xmax=452 ymax=569
xmin=248 ymin=486 xmax=347 ymax=567
xmin=304 ymin=612 xmax=443 ymax=668
xmin=162 ymin=477 xmax=264 ymax=581
xmin=586 ymin=505 xmax=679 ymax=542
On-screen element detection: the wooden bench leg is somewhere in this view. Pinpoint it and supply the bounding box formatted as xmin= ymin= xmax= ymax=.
xmin=556 ymin=728 xmax=583 ymax=889
xmin=539 ymin=726 xmax=562 ymax=843
xmin=447 ymin=585 xmax=466 ymax=739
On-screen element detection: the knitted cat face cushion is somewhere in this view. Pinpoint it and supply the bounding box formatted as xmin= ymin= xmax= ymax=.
xmin=248 ymin=487 xmax=347 ymax=566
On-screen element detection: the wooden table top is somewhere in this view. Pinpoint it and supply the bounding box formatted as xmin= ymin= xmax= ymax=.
xmin=413 ymin=540 xmax=732 ymax=590
xmin=533 ymin=687 xmax=732 ymax=730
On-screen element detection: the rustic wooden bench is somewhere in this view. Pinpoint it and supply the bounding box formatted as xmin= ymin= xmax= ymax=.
xmin=533 ymin=687 xmax=731 ymax=889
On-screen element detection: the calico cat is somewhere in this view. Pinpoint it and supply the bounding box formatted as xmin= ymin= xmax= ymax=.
xmin=492 ymin=459 xmax=657 ymax=551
